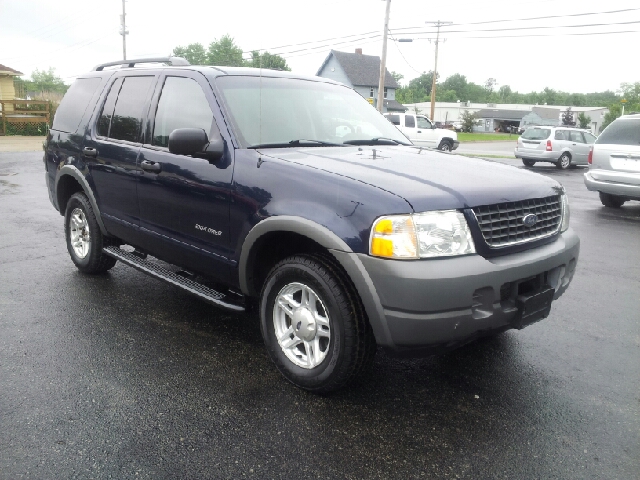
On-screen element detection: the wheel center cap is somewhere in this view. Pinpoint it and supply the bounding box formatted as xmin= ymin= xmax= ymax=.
xmin=292 ymin=307 xmax=316 ymax=342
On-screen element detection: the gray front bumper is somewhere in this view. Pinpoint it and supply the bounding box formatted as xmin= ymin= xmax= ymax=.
xmin=333 ymin=230 xmax=579 ymax=355
xmin=452 ymin=140 xmax=460 ymax=150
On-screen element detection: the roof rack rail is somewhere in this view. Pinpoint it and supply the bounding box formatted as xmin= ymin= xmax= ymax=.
xmin=92 ymin=56 xmax=190 ymax=71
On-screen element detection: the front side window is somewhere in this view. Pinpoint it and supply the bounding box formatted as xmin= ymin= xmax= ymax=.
xmin=569 ymin=131 xmax=585 ymax=143
xmin=152 ymin=77 xmax=214 ymax=147
xmin=584 ymin=132 xmax=596 ymax=144
xmin=216 ymin=76 xmax=410 ymax=147
xmin=99 ymin=76 xmax=154 ymax=143
xmin=416 ymin=116 xmax=432 ymax=129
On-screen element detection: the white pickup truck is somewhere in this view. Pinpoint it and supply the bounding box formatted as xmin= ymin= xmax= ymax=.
xmin=385 ymin=113 xmax=460 ymax=152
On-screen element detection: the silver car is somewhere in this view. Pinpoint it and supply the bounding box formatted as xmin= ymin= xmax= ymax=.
xmin=515 ymin=126 xmax=597 ymax=169
xmin=584 ymin=114 xmax=640 ymax=208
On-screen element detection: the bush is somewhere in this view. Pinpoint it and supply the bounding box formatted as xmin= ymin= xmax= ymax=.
xmin=460 ymin=110 xmax=476 ymax=133
xmin=5 ymin=122 xmax=49 ymax=136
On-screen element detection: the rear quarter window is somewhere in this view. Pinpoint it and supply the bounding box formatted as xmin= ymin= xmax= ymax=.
xmin=522 ymin=128 xmax=551 ymax=140
xmin=596 ymin=119 xmax=640 ymax=146
xmin=52 ymin=78 xmax=102 ymax=133
xmin=386 ymin=115 xmax=400 ymax=125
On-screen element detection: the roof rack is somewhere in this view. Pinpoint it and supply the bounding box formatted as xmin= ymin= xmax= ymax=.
xmin=92 ymin=56 xmax=190 ymax=71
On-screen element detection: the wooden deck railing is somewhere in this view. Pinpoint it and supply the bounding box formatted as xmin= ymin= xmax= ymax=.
xmin=0 ymin=99 xmax=51 ymax=135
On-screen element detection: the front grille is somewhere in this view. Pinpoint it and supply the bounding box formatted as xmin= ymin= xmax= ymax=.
xmin=472 ymin=195 xmax=561 ymax=248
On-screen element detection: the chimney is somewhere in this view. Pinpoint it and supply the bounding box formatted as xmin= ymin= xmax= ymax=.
xmin=355 ymin=48 xmax=363 ymax=55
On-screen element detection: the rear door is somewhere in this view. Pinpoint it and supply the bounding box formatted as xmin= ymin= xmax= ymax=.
xmin=84 ymin=73 xmax=157 ymax=241
xmin=593 ymin=118 xmax=640 ymax=175
xmin=136 ymin=71 xmax=234 ymax=282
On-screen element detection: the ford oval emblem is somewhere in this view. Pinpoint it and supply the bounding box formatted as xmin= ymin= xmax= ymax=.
xmin=522 ymin=213 xmax=538 ymax=227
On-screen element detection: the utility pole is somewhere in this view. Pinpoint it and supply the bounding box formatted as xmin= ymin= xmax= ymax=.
xmin=377 ymin=0 xmax=391 ymax=113
xmin=426 ymin=20 xmax=451 ymax=122
xmin=120 ymin=0 xmax=129 ymax=61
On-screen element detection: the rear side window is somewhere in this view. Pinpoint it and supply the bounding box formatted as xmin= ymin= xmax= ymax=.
xmin=522 ymin=128 xmax=551 ymax=140
xmin=405 ymin=115 xmax=415 ymax=128
xmin=554 ymin=130 xmax=569 ymax=140
xmin=97 ymin=76 xmax=154 ymax=142
xmin=597 ymin=119 xmax=640 ymax=146
xmin=52 ymin=78 xmax=101 ymax=133
xmin=386 ymin=115 xmax=400 ymax=125
xmin=152 ymin=77 xmax=214 ymax=148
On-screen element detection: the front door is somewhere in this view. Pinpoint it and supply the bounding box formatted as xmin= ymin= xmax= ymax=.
xmin=416 ymin=115 xmax=437 ymax=147
xmin=137 ymin=72 xmax=234 ymax=283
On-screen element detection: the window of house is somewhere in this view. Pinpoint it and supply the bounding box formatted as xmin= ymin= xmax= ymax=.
xmin=369 ymin=87 xmax=374 ymax=98
xmin=384 ymin=87 xmax=388 ymax=99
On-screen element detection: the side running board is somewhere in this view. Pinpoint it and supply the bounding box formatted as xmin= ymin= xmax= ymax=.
xmin=103 ymin=246 xmax=245 ymax=312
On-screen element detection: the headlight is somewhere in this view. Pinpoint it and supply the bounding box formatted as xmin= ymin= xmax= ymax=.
xmin=370 ymin=210 xmax=475 ymax=259
xmin=560 ymin=193 xmax=570 ymax=232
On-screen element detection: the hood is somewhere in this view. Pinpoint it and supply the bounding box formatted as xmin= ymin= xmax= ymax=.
xmin=259 ymin=145 xmax=561 ymax=212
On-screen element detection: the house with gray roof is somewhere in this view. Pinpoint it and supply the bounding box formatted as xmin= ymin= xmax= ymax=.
xmin=316 ymin=49 xmax=406 ymax=113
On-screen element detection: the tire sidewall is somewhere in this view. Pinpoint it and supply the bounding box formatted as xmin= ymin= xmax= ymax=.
xmin=558 ymin=153 xmax=571 ymax=169
xmin=64 ymin=194 xmax=96 ymax=269
xmin=260 ymin=259 xmax=346 ymax=390
xmin=439 ymin=141 xmax=452 ymax=152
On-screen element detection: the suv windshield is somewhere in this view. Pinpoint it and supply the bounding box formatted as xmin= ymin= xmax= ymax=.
xmin=215 ymin=76 xmax=411 ymax=148
xmin=596 ymin=118 xmax=640 ymax=146
xmin=522 ymin=128 xmax=551 ymax=140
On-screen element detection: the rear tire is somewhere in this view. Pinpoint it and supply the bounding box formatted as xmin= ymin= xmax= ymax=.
xmin=522 ymin=159 xmax=536 ymax=167
xmin=438 ymin=140 xmax=453 ymax=152
xmin=260 ymin=254 xmax=376 ymax=394
xmin=599 ymin=192 xmax=626 ymax=208
xmin=64 ymin=192 xmax=117 ymax=274
xmin=556 ymin=153 xmax=571 ymax=169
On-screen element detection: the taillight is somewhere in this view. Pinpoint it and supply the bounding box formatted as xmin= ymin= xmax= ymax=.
xmin=588 ymin=147 xmax=593 ymax=164
xmin=546 ymin=140 xmax=552 ymax=151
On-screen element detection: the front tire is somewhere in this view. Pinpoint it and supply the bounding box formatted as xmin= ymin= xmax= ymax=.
xmin=438 ymin=140 xmax=453 ymax=152
xmin=522 ymin=159 xmax=536 ymax=167
xmin=260 ymin=254 xmax=375 ymax=393
xmin=599 ymin=192 xmax=626 ymax=208
xmin=556 ymin=153 xmax=571 ymax=169
xmin=64 ymin=192 xmax=117 ymax=274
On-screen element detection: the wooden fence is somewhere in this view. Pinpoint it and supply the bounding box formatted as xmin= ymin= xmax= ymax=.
xmin=0 ymin=99 xmax=51 ymax=135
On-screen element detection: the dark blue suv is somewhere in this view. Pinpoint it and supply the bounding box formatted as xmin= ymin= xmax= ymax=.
xmin=44 ymin=57 xmax=580 ymax=393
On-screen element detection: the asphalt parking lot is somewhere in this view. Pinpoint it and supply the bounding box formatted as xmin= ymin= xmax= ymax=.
xmin=1 ymin=146 xmax=638 ymax=479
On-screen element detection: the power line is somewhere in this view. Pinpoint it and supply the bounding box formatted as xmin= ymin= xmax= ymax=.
xmin=391 ymin=7 xmax=640 ymax=31
xmin=391 ymin=19 xmax=640 ymax=36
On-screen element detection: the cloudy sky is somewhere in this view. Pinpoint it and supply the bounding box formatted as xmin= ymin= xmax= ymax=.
xmin=1 ymin=0 xmax=638 ymax=94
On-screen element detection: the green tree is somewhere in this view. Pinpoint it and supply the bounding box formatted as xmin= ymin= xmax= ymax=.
xmin=498 ymin=85 xmax=512 ymax=102
xmin=207 ymin=35 xmax=245 ymax=66
xmin=440 ymin=73 xmax=468 ymax=99
xmin=172 ymin=43 xmax=208 ymax=65
xmin=247 ymin=51 xmax=291 ymax=71
xmin=562 ymin=107 xmax=575 ymax=126
xmin=601 ymin=104 xmax=622 ymax=132
xmin=390 ymin=71 xmax=404 ymax=85
xmin=27 ymin=68 xmax=67 ymax=96
xmin=577 ymin=112 xmax=591 ymax=129
xmin=460 ymin=110 xmax=476 ymax=133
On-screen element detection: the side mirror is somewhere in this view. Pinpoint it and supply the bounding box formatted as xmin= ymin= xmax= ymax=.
xmin=168 ymin=128 xmax=224 ymax=162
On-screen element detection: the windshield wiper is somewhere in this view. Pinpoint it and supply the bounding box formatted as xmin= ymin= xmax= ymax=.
xmin=342 ymin=137 xmax=409 ymax=146
xmin=248 ymin=139 xmax=345 ymax=149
